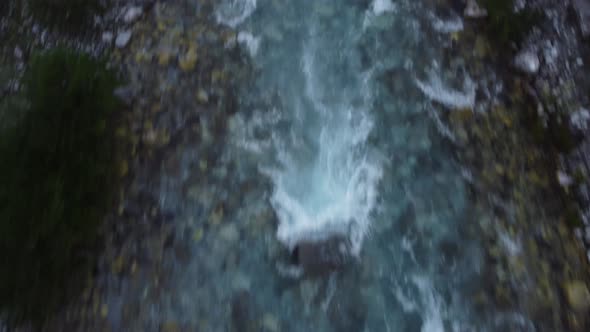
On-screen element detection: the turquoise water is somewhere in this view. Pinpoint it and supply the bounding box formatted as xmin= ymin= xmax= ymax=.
xmin=104 ymin=1 xmax=535 ymax=331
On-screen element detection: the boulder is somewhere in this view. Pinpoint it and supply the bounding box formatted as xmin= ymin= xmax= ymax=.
xmin=291 ymin=236 xmax=350 ymax=276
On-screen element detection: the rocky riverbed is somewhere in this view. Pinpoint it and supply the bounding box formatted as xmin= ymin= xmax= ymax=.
xmin=2 ymin=0 xmax=590 ymax=331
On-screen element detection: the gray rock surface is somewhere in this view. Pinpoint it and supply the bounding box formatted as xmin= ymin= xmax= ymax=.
xmin=514 ymin=50 xmax=540 ymax=74
xmin=572 ymin=0 xmax=590 ymax=38
xmin=115 ymin=30 xmax=132 ymax=48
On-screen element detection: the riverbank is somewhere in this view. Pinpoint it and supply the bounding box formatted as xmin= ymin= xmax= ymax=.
xmin=432 ymin=0 xmax=590 ymax=330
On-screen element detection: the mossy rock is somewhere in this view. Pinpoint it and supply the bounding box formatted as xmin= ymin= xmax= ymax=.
xmin=0 ymin=48 xmax=120 ymax=326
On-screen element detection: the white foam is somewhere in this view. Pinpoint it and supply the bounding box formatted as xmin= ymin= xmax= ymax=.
xmin=237 ymin=31 xmax=261 ymax=56
xmin=371 ymin=0 xmax=397 ymax=15
xmin=412 ymin=276 xmax=445 ymax=332
xmin=415 ymin=70 xmax=476 ymax=109
xmin=215 ymin=0 xmax=257 ymax=28
xmin=431 ymin=15 xmax=464 ymax=33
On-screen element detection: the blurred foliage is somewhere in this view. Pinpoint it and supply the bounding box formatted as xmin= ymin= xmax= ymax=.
xmin=29 ymin=0 xmax=104 ymax=31
xmin=0 ymin=48 xmax=120 ymax=326
xmin=482 ymin=0 xmax=543 ymax=47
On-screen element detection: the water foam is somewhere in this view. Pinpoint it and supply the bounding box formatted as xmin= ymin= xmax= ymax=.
xmin=267 ymin=45 xmax=382 ymax=255
xmin=415 ymin=69 xmax=476 ymax=109
xmin=215 ymin=0 xmax=257 ymax=28
xmin=371 ymin=0 xmax=397 ymax=15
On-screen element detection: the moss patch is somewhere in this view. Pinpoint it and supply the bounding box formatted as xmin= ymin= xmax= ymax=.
xmin=0 ymin=48 xmax=120 ymax=326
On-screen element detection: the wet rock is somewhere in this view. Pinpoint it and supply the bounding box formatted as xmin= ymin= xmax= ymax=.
xmin=123 ymin=6 xmax=143 ymax=24
xmin=231 ymin=290 xmax=256 ymax=332
xmin=464 ymin=0 xmax=487 ymax=18
xmin=14 ymin=46 xmax=22 ymax=60
xmin=572 ymin=0 xmax=590 ymax=38
xmin=570 ymin=108 xmax=590 ymax=131
xmin=179 ymin=46 xmax=198 ymax=72
xmin=219 ymin=223 xmax=239 ymax=243
xmin=261 ymin=313 xmax=279 ymax=332
xmin=557 ymin=170 xmax=574 ymax=187
xmin=116 ymin=30 xmax=133 ymax=48
xmin=291 ymin=236 xmax=350 ymax=276
xmin=102 ymin=31 xmax=114 ymax=43
xmin=564 ymin=280 xmax=590 ymax=311
xmin=514 ymin=50 xmax=540 ymax=74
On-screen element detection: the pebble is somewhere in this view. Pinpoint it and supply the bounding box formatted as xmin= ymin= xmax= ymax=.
xmin=514 ymin=50 xmax=540 ymax=74
xmin=102 ymin=31 xmax=114 ymax=43
xmin=464 ymin=0 xmax=488 ymax=18
xmin=14 ymin=46 xmax=22 ymax=60
xmin=569 ymin=107 xmax=590 ymax=131
xmin=123 ymin=6 xmax=143 ymax=24
xmin=219 ymin=223 xmax=239 ymax=243
xmin=564 ymin=280 xmax=590 ymax=311
xmin=116 ymin=30 xmax=133 ymax=48
xmin=262 ymin=313 xmax=279 ymax=332
xmin=197 ymin=89 xmax=209 ymax=103
xmin=557 ymin=170 xmax=574 ymax=187
xmin=179 ymin=47 xmax=198 ymax=71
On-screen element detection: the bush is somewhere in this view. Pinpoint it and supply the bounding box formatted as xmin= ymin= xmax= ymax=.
xmin=482 ymin=0 xmax=542 ymax=47
xmin=30 ymin=0 xmax=104 ymax=30
xmin=0 ymin=48 xmax=120 ymax=326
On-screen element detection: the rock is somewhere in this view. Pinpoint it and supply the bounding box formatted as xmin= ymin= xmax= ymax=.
xmin=219 ymin=223 xmax=239 ymax=243
xmin=115 ymin=30 xmax=132 ymax=48
xmin=102 ymin=31 xmax=114 ymax=43
xmin=570 ymin=108 xmax=590 ymax=131
xmin=13 ymin=46 xmax=22 ymax=60
xmin=557 ymin=171 xmax=574 ymax=187
xmin=564 ymin=280 xmax=590 ymax=311
xmin=514 ymin=50 xmax=540 ymax=74
xmin=464 ymin=0 xmax=487 ymax=18
xmin=197 ymin=89 xmax=209 ymax=103
xmin=572 ymin=0 xmax=590 ymax=38
xmin=158 ymin=50 xmax=172 ymax=66
xmin=292 ymin=236 xmax=350 ymax=276
xmin=179 ymin=46 xmax=198 ymax=71
xmin=123 ymin=6 xmax=143 ymax=24
xmin=261 ymin=313 xmax=279 ymax=332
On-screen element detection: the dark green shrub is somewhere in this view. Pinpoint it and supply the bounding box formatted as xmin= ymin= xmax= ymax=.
xmin=482 ymin=0 xmax=542 ymax=47
xmin=0 ymin=48 xmax=120 ymax=326
xmin=30 ymin=0 xmax=104 ymax=30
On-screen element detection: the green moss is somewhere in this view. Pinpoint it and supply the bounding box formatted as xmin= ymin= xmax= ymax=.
xmin=0 ymin=49 xmax=120 ymax=326
xmin=482 ymin=0 xmax=542 ymax=47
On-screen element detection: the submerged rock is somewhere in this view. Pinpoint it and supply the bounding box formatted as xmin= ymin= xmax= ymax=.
xmin=514 ymin=50 xmax=540 ymax=74
xmin=123 ymin=6 xmax=143 ymax=24
xmin=291 ymin=236 xmax=350 ymax=276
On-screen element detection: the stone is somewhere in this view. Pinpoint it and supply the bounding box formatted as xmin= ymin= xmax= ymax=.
xmin=573 ymin=0 xmax=590 ymax=38
xmin=13 ymin=46 xmax=22 ymax=60
xmin=102 ymin=31 xmax=114 ymax=43
xmin=292 ymin=236 xmax=350 ymax=276
xmin=261 ymin=313 xmax=279 ymax=332
xmin=464 ymin=0 xmax=487 ymax=18
xmin=197 ymin=89 xmax=209 ymax=103
xmin=513 ymin=50 xmax=540 ymax=74
xmin=564 ymin=280 xmax=590 ymax=311
xmin=115 ymin=30 xmax=132 ymax=48
xmin=570 ymin=108 xmax=590 ymax=131
xmin=219 ymin=223 xmax=239 ymax=243
xmin=123 ymin=6 xmax=143 ymax=24
xmin=557 ymin=171 xmax=574 ymax=187
xmin=179 ymin=47 xmax=198 ymax=72
xmin=158 ymin=50 xmax=172 ymax=66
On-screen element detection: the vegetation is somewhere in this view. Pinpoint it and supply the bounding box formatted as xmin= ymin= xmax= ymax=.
xmin=482 ymin=0 xmax=542 ymax=47
xmin=30 ymin=0 xmax=104 ymax=31
xmin=0 ymin=48 xmax=120 ymax=326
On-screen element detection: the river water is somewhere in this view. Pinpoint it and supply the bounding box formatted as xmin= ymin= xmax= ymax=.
xmin=103 ymin=0 xmax=536 ymax=331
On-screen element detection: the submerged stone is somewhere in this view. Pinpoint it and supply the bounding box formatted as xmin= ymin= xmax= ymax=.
xmin=116 ymin=30 xmax=133 ymax=48
xmin=291 ymin=236 xmax=350 ymax=276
